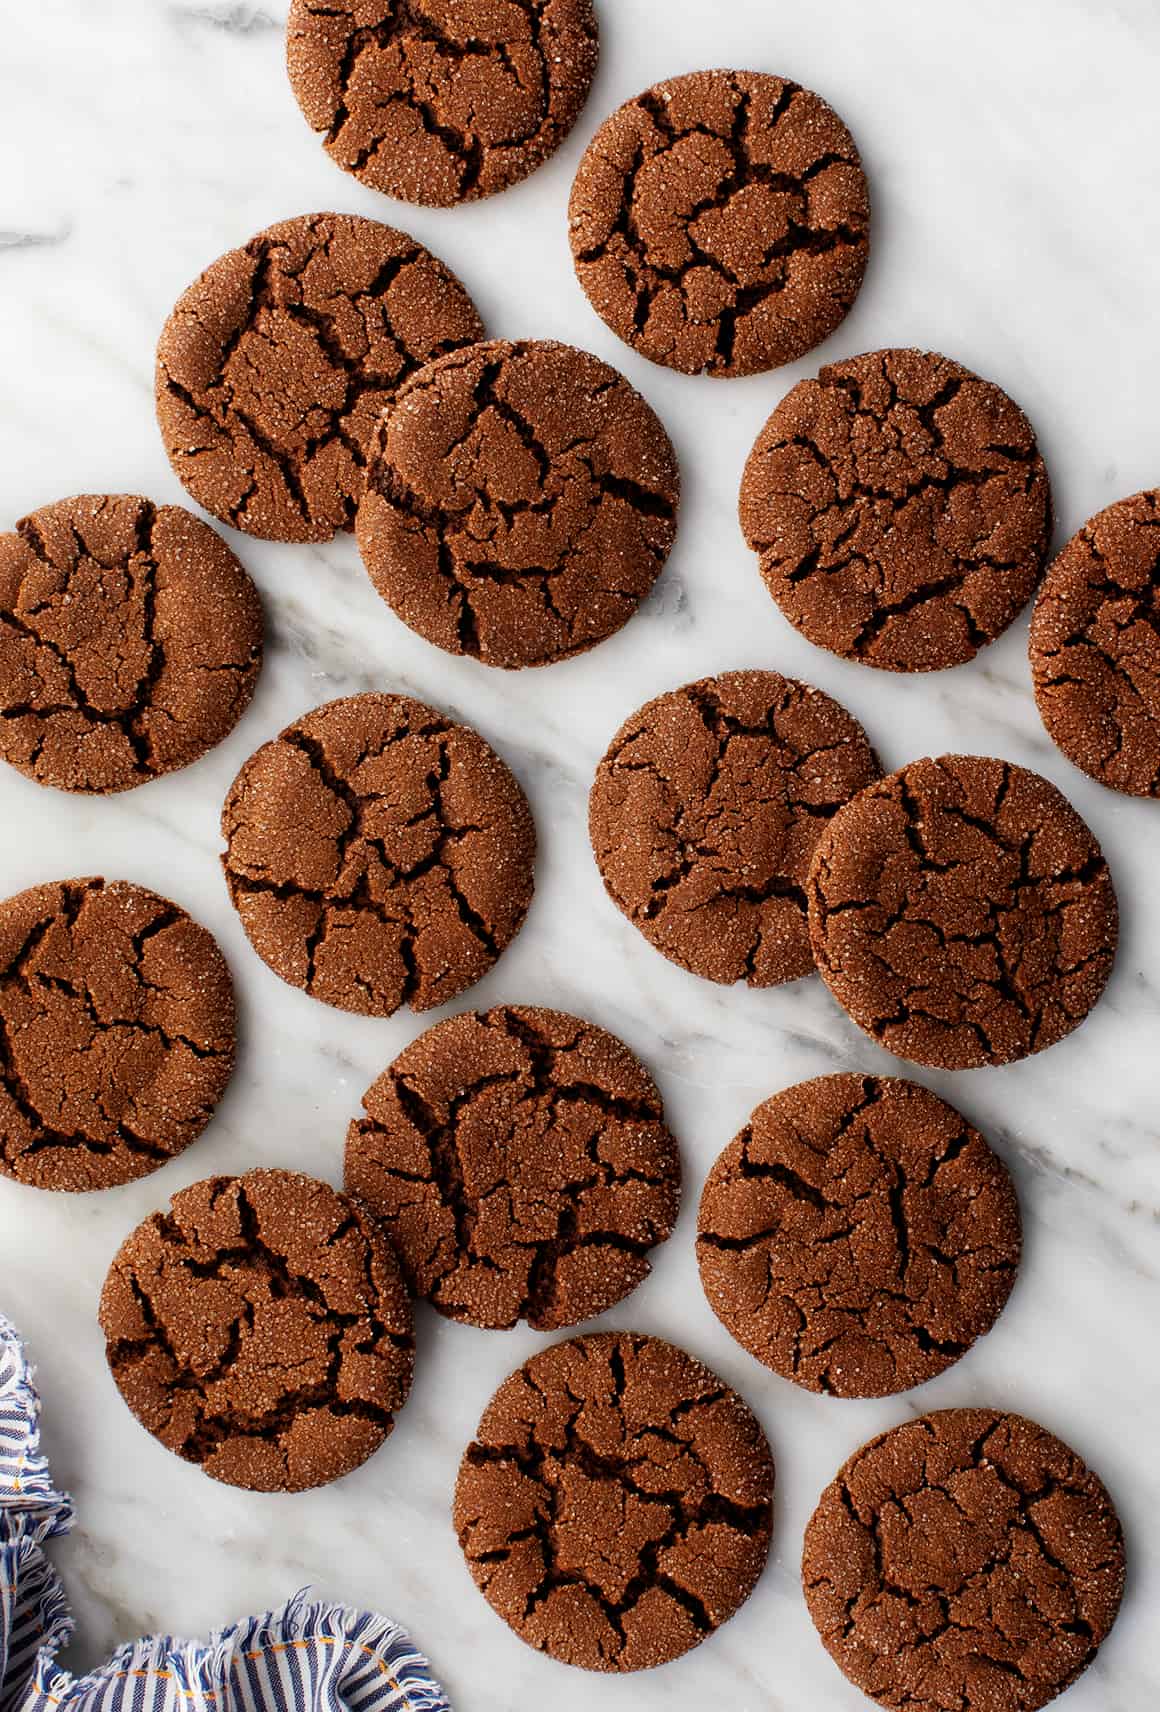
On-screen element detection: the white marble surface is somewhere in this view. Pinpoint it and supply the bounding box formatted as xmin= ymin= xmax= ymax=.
xmin=2 ymin=1 xmax=1160 ymax=1706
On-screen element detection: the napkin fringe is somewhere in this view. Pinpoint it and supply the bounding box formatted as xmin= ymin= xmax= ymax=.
xmin=33 ymin=1592 xmax=451 ymax=1712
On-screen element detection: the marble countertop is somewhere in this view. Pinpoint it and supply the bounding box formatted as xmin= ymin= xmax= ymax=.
xmin=2 ymin=2 xmax=1159 ymax=1707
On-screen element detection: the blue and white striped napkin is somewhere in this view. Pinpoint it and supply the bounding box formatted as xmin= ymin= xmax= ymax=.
xmin=0 ymin=1316 xmax=450 ymax=1712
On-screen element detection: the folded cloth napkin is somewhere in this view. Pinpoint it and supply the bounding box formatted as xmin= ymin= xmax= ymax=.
xmin=0 ymin=1315 xmax=450 ymax=1712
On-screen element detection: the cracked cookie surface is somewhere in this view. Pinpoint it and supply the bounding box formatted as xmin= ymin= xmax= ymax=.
xmin=345 ymin=1005 xmax=680 ymax=1330
xmin=568 ymin=69 xmax=869 ymax=378
xmin=1030 ymin=489 xmax=1160 ymax=797
xmin=99 ymin=1167 xmax=414 ymax=1492
xmin=803 ymin=1408 xmax=1125 ymax=1712
xmin=740 ymin=348 xmax=1052 ymax=671
xmin=454 ymin=1331 xmax=773 ymax=1671
xmin=697 ymin=1074 xmax=1020 ymax=1398
xmin=0 ymin=878 xmax=234 ymax=1192
xmin=287 ymin=0 xmax=599 ymax=207
xmin=155 ymin=213 xmax=484 ymax=542
xmin=0 ymin=495 xmax=262 ymax=793
xmin=356 ymin=339 xmax=679 ymax=668
xmin=221 ymin=692 xmax=534 ymax=1016
xmin=589 ymin=670 xmax=880 ymax=986
xmin=807 ymin=755 xmax=1117 ymax=1070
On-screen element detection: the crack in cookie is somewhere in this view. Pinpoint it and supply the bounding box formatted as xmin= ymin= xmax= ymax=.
xmin=356 ymin=339 xmax=679 ymax=668
xmin=0 ymin=495 xmax=262 ymax=792
xmin=1030 ymin=488 xmax=1160 ymax=796
xmin=221 ymin=692 xmax=535 ymax=1016
xmin=0 ymin=878 xmax=234 ymax=1191
xmin=155 ymin=213 xmax=484 ymax=542
xmin=287 ymin=0 xmax=599 ymax=206
xmin=697 ymin=1074 xmax=1020 ymax=1397
xmin=740 ymin=348 xmax=1052 ymax=671
xmin=345 ymin=1005 xmax=680 ymax=1329
xmin=454 ymin=1331 xmax=773 ymax=1671
xmin=803 ymin=1409 xmax=1125 ymax=1711
xmin=589 ymin=669 xmax=880 ymax=986
xmin=569 ymin=70 xmax=869 ymax=377
xmin=807 ymin=755 xmax=1117 ymax=1069
xmin=99 ymin=1167 xmax=414 ymax=1492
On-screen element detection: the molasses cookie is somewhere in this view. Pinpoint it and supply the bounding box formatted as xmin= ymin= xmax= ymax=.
xmin=222 ymin=692 xmax=534 ymax=1016
xmin=345 ymin=1005 xmax=680 ymax=1330
xmin=0 ymin=495 xmax=262 ymax=793
xmin=156 ymin=213 xmax=484 ymax=542
xmin=99 ymin=1168 xmax=414 ymax=1492
xmin=454 ymin=1331 xmax=774 ymax=1671
xmin=356 ymin=340 xmax=679 ymax=668
xmin=287 ymin=0 xmax=599 ymax=207
xmin=569 ymin=70 xmax=870 ymax=377
xmin=1030 ymin=489 xmax=1160 ymax=796
xmin=697 ymin=1074 xmax=1020 ymax=1397
xmin=807 ymin=755 xmax=1117 ymax=1070
xmin=740 ymin=348 xmax=1052 ymax=671
xmin=589 ymin=670 xmax=879 ymax=986
xmin=803 ymin=1409 xmax=1125 ymax=1711
xmin=0 ymin=878 xmax=234 ymax=1192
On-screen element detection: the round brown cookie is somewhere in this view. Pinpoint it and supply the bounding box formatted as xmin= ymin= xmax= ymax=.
xmin=345 ymin=1005 xmax=680 ymax=1330
xmin=287 ymin=0 xmax=599 ymax=207
xmin=356 ymin=340 xmax=679 ymax=669
xmin=1030 ymin=489 xmax=1160 ymax=796
xmin=0 ymin=878 xmax=234 ymax=1192
xmin=569 ymin=70 xmax=870 ymax=379
xmin=697 ymin=1074 xmax=1020 ymax=1398
xmin=807 ymin=755 xmax=1117 ymax=1070
xmin=803 ymin=1408 xmax=1125 ymax=1711
xmin=589 ymin=670 xmax=880 ymax=987
xmin=99 ymin=1168 xmax=414 ymax=1492
xmin=740 ymin=348 xmax=1053 ymax=671
xmin=0 ymin=495 xmax=262 ymax=793
xmin=454 ymin=1331 xmax=774 ymax=1671
xmin=221 ymin=692 xmax=534 ymax=1016
xmin=155 ymin=212 xmax=484 ymax=543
